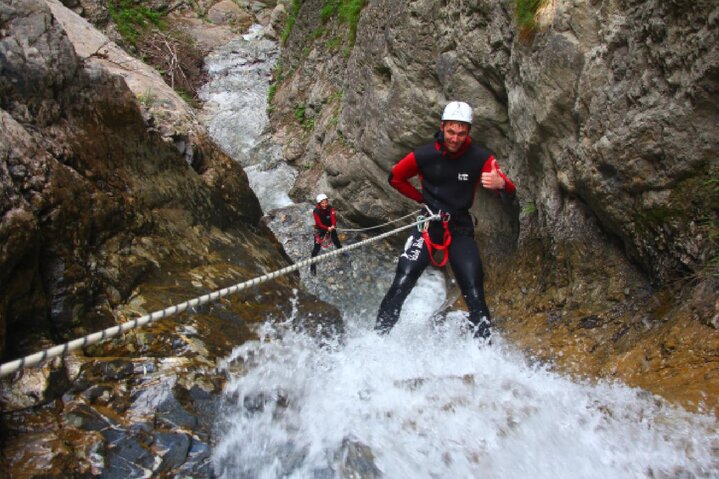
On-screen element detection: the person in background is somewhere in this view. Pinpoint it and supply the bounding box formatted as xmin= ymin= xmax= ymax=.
xmin=310 ymin=193 xmax=344 ymax=276
xmin=375 ymin=101 xmax=516 ymax=340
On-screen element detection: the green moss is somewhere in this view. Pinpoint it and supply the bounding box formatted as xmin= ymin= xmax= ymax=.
xmin=639 ymin=205 xmax=679 ymax=225
xmin=293 ymin=103 xmax=315 ymax=130
xmin=326 ymin=36 xmax=342 ymax=50
xmin=311 ymin=27 xmax=327 ymax=39
xmin=281 ymin=0 xmax=303 ymax=46
xmin=521 ymin=202 xmax=538 ymax=215
xmin=320 ymin=0 xmax=368 ymax=47
xmin=321 ymin=1 xmax=337 ymax=22
xmin=514 ymin=0 xmax=548 ymax=42
xmin=109 ymin=0 xmax=166 ymax=45
xmin=339 ymin=0 xmax=367 ymax=45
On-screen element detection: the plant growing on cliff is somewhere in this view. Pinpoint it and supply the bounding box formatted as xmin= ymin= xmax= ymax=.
xmin=109 ymin=0 xmax=165 ymax=45
xmin=137 ymin=88 xmax=157 ymax=107
xmin=267 ymin=84 xmax=277 ymax=111
xmin=107 ymin=1 xmax=206 ymax=103
xmin=515 ymin=0 xmax=550 ymax=42
xmin=294 ymin=103 xmax=315 ymax=130
xmin=281 ymin=0 xmax=303 ymax=46
xmin=321 ymin=0 xmax=368 ymax=47
xmin=521 ymin=202 xmax=538 ymax=215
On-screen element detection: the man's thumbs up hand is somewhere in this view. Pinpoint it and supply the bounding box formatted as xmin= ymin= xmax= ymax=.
xmin=481 ymin=159 xmax=506 ymax=190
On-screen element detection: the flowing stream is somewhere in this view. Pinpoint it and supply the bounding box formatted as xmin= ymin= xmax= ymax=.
xmin=199 ymin=24 xmax=719 ymax=479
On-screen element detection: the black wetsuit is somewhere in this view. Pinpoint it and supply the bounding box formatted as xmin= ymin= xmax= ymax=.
xmin=375 ymin=134 xmax=516 ymax=339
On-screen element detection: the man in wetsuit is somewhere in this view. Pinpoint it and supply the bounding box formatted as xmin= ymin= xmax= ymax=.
xmin=310 ymin=193 xmax=344 ymax=276
xmin=375 ymin=101 xmax=516 ymax=339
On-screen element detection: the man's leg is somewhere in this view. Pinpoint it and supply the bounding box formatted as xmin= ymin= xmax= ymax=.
xmin=375 ymin=230 xmax=429 ymax=334
xmin=448 ymin=236 xmax=492 ymax=339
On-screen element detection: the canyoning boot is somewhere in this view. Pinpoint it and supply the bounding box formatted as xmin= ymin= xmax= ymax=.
xmin=310 ymin=264 xmax=317 ymax=276
xmin=472 ymin=316 xmax=492 ymax=344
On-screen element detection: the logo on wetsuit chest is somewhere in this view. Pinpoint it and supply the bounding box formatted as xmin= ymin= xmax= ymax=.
xmin=458 ymin=173 xmax=469 ymax=181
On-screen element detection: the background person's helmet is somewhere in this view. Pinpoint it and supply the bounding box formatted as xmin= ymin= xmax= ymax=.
xmin=316 ymin=193 xmax=328 ymax=203
xmin=441 ymin=101 xmax=473 ymax=124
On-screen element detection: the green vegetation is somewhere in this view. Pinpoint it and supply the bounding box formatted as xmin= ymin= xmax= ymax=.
xmin=137 ymin=88 xmax=156 ymax=107
xmin=267 ymin=61 xmax=283 ymax=111
xmin=320 ymin=0 xmax=368 ymax=46
xmin=109 ymin=0 xmax=166 ymax=45
xmin=268 ymin=83 xmax=277 ymax=106
xmin=337 ymin=130 xmax=349 ymax=147
xmin=311 ymin=27 xmax=327 ymax=39
xmin=329 ymin=90 xmax=343 ymax=103
xmin=326 ymin=90 xmax=343 ymax=128
xmin=177 ymin=89 xmax=200 ymax=108
xmin=326 ymin=36 xmax=342 ymax=51
xmin=293 ymin=103 xmax=315 ymax=130
xmin=514 ymin=0 xmax=548 ymax=41
xmin=106 ymin=1 xmax=206 ymax=104
xmin=281 ymin=0 xmax=303 ymax=46
xmin=521 ymin=202 xmax=538 ymax=215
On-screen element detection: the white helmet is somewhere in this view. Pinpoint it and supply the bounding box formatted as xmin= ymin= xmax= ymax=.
xmin=441 ymin=101 xmax=473 ymax=124
xmin=316 ymin=193 xmax=328 ymax=203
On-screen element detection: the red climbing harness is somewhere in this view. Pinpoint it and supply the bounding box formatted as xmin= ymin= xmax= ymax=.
xmin=314 ymin=230 xmax=333 ymax=249
xmin=421 ymin=213 xmax=452 ymax=267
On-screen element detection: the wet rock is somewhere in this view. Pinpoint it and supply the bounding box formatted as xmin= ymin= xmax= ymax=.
xmin=65 ymin=402 xmax=118 ymax=431
xmin=156 ymin=392 xmax=199 ymax=430
xmin=176 ymin=438 xmax=213 ymax=478
xmin=3 ymin=431 xmax=76 ymax=478
xmin=578 ymin=315 xmax=602 ymax=329
xmin=153 ymin=430 xmax=191 ymax=473
xmin=335 ymin=437 xmax=382 ymax=479
xmin=0 ymin=360 xmax=72 ymax=411
xmin=103 ymin=431 xmax=156 ymax=479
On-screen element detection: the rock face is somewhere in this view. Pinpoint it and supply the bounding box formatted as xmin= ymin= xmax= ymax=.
xmin=0 ymin=1 xmax=341 ymax=476
xmin=270 ymin=1 xmax=718 ymax=413
xmin=0 ymin=0 xmax=264 ymax=360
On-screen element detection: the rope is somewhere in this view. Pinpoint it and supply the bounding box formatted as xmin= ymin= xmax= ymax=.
xmin=337 ymin=209 xmax=422 ymax=233
xmin=0 ymin=213 xmax=439 ymax=378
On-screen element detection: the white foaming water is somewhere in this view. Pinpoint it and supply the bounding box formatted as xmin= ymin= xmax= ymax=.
xmin=199 ymin=25 xmax=298 ymax=213
xmin=212 ymin=273 xmax=719 ymax=478
xmin=245 ymin=162 xmax=296 ymax=210
xmin=200 ymin=43 xmax=273 ymax=161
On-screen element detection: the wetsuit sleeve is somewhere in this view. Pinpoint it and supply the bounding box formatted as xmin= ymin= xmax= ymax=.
xmin=330 ymin=208 xmax=337 ymax=227
xmin=313 ymin=210 xmax=329 ymax=231
xmin=482 ymin=156 xmax=516 ymax=195
xmin=388 ymin=152 xmax=424 ymax=203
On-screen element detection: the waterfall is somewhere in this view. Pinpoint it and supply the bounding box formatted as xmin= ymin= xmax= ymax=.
xmin=211 ymin=286 xmax=718 ymax=478
xmin=200 ymin=24 xmax=296 ymax=212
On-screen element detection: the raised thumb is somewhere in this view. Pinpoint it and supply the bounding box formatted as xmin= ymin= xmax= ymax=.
xmin=491 ymin=159 xmax=499 ymax=172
